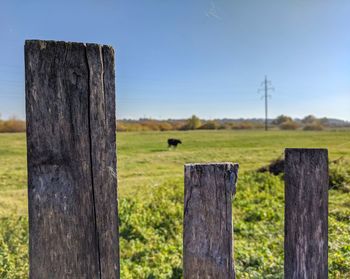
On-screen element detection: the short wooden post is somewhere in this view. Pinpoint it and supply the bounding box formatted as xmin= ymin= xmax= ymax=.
xmin=284 ymin=148 xmax=328 ymax=279
xmin=183 ymin=163 xmax=239 ymax=279
xmin=25 ymin=40 xmax=119 ymax=278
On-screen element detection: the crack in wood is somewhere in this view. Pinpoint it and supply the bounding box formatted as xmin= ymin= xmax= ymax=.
xmin=85 ymin=45 xmax=102 ymax=279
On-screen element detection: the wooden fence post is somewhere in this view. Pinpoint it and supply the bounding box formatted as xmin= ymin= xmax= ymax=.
xmin=183 ymin=163 xmax=239 ymax=279
xmin=284 ymin=148 xmax=328 ymax=279
xmin=25 ymin=40 xmax=119 ymax=279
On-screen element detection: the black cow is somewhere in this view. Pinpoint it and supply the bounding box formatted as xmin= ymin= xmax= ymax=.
xmin=168 ymin=138 xmax=182 ymax=148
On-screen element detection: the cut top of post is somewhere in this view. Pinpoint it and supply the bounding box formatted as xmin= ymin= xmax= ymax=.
xmin=285 ymin=148 xmax=328 ymax=156
xmin=184 ymin=162 xmax=239 ymax=196
xmin=25 ymin=39 xmax=114 ymax=51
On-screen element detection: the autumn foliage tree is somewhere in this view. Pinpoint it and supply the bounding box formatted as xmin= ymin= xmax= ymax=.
xmin=181 ymin=115 xmax=202 ymax=130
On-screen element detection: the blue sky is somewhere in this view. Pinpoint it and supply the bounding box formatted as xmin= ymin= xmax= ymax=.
xmin=1 ymin=0 xmax=349 ymax=120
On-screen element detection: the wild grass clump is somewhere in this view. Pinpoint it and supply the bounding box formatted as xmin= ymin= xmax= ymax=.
xmin=329 ymin=159 xmax=350 ymax=192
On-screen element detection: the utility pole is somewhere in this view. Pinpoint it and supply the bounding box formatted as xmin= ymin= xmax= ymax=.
xmin=258 ymin=76 xmax=274 ymax=131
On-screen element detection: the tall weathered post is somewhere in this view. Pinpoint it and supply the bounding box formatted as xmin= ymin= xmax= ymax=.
xmin=25 ymin=40 xmax=119 ymax=278
xmin=284 ymin=148 xmax=328 ymax=279
xmin=183 ymin=163 xmax=238 ymax=279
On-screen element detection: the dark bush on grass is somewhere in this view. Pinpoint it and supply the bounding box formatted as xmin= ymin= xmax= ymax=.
xmin=258 ymin=157 xmax=350 ymax=192
xmin=257 ymin=158 xmax=284 ymax=176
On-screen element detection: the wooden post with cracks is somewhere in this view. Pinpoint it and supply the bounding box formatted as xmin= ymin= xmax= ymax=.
xmin=284 ymin=148 xmax=328 ymax=279
xmin=183 ymin=163 xmax=239 ymax=279
xmin=25 ymin=40 xmax=119 ymax=279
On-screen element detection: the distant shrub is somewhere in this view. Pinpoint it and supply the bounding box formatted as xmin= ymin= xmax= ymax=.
xmin=217 ymin=124 xmax=227 ymax=130
xmin=172 ymin=121 xmax=186 ymax=130
xmin=279 ymin=121 xmax=299 ymax=130
xmin=303 ymin=123 xmax=323 ymax=131
xmin=126 ymin=123 xmax=146 ymax=131
xmin=116 ymin=122 xmax=128 ymax=132
xmin=0 ymin=117 xmax=26 ymax=133
xmin=319 ymin=117 xmax=330 ymax=127
xmin=140 ymin=120 xmax=158 ymax=131
xmin=272 ymin=115 xmax=293 ymax=125
xmin=302 ymin=115 xmax=318 ymax=124
xmin=231 ymin=122 xmax=254 ymax=130
xmin=198 ymin=121 xmax=218 ymax=130
xmin=181 ymin=115 xmax=201 ymax=130
xmin=158 ymin=122 xmax=173 ymax=131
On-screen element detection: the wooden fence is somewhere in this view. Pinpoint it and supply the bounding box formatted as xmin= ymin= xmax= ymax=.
xmin=25 ymin=40 xmax=329 ymax=279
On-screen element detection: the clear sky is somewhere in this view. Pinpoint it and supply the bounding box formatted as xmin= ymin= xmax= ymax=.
xmin=1 ymin=0 xmax=349 ymax=120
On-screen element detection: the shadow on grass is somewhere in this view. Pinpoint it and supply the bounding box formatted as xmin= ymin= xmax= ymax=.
xmin=150 ymin=148 xmax=168 ymax=152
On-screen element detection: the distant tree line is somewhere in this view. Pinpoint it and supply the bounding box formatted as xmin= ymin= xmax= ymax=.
xmin=0 ymin=114 xmax=349 ymax=133
xmin=0 ymin=116 xmax=26 ymax=132
xmin=271 ymin=114 xmax=339 ymax=131
xmin=117 ymin=115 xmax=350 ymax=132
xmin=117 ymin=115 xmax=266 ymax=132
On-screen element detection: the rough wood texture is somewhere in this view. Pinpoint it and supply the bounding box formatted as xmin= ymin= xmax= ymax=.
xmin=284 ymin=148 xmax=328 ymax=279
xmin=184 ymin=163 xmax=239 ymax=279
xmin=25 ymin=40 xmax=119 ymax=279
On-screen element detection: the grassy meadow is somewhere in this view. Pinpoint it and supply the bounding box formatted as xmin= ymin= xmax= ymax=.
xmin=1 ymin=130 xmax=350 ymax=278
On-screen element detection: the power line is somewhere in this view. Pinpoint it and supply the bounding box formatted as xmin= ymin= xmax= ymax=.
xmin=258 ymin=75 xmax=274 ymax=131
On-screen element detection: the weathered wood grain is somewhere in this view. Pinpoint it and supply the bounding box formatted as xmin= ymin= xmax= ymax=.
xmin=184 ymin=163 xmax=239 ymax=279
xmin=284 ymin=148 xmax=328 ymax=279
xmin=25 ymin=40 xmax=119 ymax=279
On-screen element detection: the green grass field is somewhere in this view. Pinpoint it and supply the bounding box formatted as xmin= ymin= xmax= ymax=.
xmin=1 ymin=130 xmax=350 ymax=278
